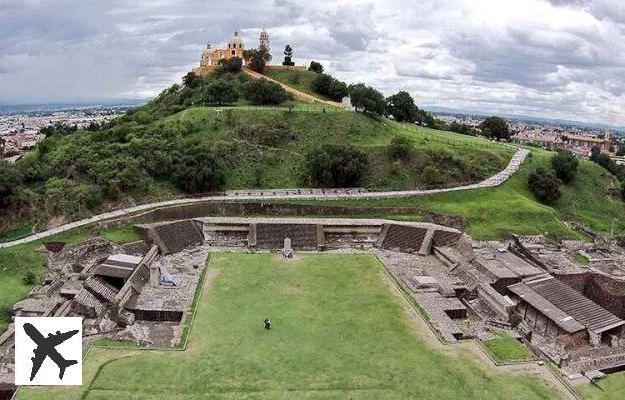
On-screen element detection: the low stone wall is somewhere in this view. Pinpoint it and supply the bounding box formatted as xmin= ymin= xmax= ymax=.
xmin=477 ymin=283 xmax=512 ymax=319
xmin=101 ymin=202 xmax=465 ymax=231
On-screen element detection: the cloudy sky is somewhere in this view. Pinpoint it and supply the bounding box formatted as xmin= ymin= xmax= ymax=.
xmin=1 ymin=0 xmax=624 ymax=125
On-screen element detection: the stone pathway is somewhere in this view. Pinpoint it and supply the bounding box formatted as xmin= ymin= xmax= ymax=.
xmin=0 ymin=148 xmax=529 ymax=249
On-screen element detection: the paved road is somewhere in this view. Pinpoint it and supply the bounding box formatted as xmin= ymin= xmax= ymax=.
xmin=0 ymin=148 xmax=529 ymax=249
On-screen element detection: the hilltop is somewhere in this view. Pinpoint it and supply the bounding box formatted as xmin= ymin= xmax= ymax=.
xmin=0 ymin=68 xmax=512 ymax=239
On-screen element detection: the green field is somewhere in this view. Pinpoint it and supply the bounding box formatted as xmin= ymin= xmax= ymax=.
xmin=577 ymin=371 xmax=625 ymax=400
xmin=480 ymin=330 xmax=535 ymax=363
xmin=19 ymin=252 xmax=561 ymax=400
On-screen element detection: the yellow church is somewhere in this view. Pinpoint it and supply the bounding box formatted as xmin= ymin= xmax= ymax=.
xmin=199 ymin=29 xmax=270 ymax=67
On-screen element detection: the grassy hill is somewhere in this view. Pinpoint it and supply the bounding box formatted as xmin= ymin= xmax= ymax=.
xmin=1 ymin=94 xmax=512 ymax=239
xmin=264 ymin=67 xmax=335 ymax=101
xmin=288 ymin=147 xmax=625 ymax=240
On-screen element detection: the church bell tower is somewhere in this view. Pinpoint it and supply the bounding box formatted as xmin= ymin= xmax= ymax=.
xmin=259 ymin=28 xmax=270 ymax=52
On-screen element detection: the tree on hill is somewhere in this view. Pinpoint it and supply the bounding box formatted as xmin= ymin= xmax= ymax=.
xmin=0 ymin=161 xmax=22 ymax=205
xmin=244 ymin=46 xmax=272 ymax=73
xmin=282 ymin=44 xmax=295 ymax=66
xmin=386 ymin=91 xmax=418 ymax=122
xmin=305 ymin=144 xmax=369 ymax=188
xmin=218 ymin=56 xmax=243 ymax=74
xmin=173 ymin=144 xmax=226 ymax=193
xmin=528 ymin=167 xmax=561 ymax=204
xmin=348 ymin=83 xmax=385 ymax=115
xmin=328 ymin=79 xmax=348 ymax=101
xmin=243 ymin=78 xmax=286 ymax=105
xmin=308 ymin=61 xmax=324 ymax=73
xmin=182 ymin=71 xmax=201 ymax=89
xmin=203 ymin=80 xmax=239 ymax=105
xmin=481 ymin=116 xmax=510 ymax=140
xmin=312 ymin=74 xmax=348 ymax=101
xmin=312 ymin=73 xmax=333 ymax=94
xmin=551 ymin=150 xmax=579 ymax=183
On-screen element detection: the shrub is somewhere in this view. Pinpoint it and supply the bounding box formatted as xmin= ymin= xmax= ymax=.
xmin=312 ymin=73 xmax=348 ymax=101
xmin=421 ymin=165 xmax=444 ymax=185
xmin=217 ymin=56 xmax=243 ymax=74
xmin=243 ymin=48 xmax=271 ymax=73
xmin=0 ymin=161 xmax=23 ymax=205
xmin=173 ymin=144 xmax=226 ymax=193
xmin=235 ymin=122 xmax=293 ymax=147
xmin=328 ymin=79 xmax=348 ymax=101
xmin=448 ymin=122 xmax=476 ymax=136
xmin=182 ymin=71 xmax=201 ymax=89
xmin=243 ymin=78 xmax=286 ymax=105
xmin=387 ymin=136 xmax=413 ymax=162
xmin=551 ymin=150 xmax=579 ymax=183
xmin=308 ymin=61 xmax=324 ymax=73
xmin=23 ymin=271 xmax=37 ymax=285
xmin=528 ymin=167 xmax=561 ymax=204
xmin=312 ymin=73 xmax=332 ymax=94
xmin=203 ymin=79 xmax=239 ymax=105
xmin=305 ymin=144 xmax=369 ymax=188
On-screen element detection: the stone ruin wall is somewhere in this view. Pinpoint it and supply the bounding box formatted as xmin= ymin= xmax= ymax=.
xmin=99 ymin=202 xmax=466 ymax=231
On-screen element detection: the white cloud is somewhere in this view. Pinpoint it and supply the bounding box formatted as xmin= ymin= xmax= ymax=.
xmin=0 ymin=0 xmax=624 ymax=125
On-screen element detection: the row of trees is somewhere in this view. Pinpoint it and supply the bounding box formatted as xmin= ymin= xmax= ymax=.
xmin=311 ymin=74 xmax=348 ymax=102
xmin=180 ymin=70 xmax=288 ymax=106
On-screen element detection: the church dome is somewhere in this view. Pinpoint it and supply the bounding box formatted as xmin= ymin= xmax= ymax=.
xmin=229 ymin=31 xmax=244 ymax=48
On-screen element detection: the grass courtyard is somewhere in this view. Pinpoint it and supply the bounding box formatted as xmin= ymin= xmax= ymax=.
xmin=19 ymin=252 xmax=561 ymax=400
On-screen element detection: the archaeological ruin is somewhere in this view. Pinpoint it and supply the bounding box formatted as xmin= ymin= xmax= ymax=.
xmin=4 ymin=215 xmax=625 ymax=393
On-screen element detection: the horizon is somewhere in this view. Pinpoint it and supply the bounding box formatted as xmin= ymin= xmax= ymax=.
xmin=1 ymin=0 xmax=624 ymax=126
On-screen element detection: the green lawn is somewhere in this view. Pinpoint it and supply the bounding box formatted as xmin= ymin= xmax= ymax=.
xmin=19 ymin=252 xmax=561 ymax=400
xmin=577 ymin=371 xmax=625 ymax=400
xmin=481 ymin=330 xmax=535 ymax=363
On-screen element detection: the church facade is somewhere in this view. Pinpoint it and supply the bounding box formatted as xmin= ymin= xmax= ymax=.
xmin=200 ymin=29 xmax=270 ymax=67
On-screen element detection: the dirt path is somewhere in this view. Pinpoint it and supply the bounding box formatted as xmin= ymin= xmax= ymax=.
xmin=379 ymin=269 xmax=578 ymax=400
xmin=242 ymin=67 xmax=343 ymax=107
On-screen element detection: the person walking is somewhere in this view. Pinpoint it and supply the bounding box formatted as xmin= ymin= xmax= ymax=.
xmin=263 ymin=318 xmax=271 ymax=330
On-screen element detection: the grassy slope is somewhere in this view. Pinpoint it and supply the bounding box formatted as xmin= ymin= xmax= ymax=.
xmin=0 ymin=224 xmax=140 ymax=332
xmin=19 ymin=252 xmax=560 ymax=400
xmin=577 ymin=372 xmax=625 ymax=400
xmin=288 ymin=149 xmax=625 ymax=240
xmin=264 ymin=68 xmax=335 ymax=101
xmin=165 ymin=107 xmax=512 ymax=191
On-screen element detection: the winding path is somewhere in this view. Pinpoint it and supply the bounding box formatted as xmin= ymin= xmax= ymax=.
xmin=0 ymin=148 xmax=530 ymax=249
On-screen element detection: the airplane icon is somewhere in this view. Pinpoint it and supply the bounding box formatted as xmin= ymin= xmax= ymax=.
xmin=23 ymin=322 xmax=79 ymax=381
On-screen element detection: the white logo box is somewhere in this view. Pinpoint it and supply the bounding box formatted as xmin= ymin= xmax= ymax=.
xmin=14 ymin=317 xmax=82 ymax=386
